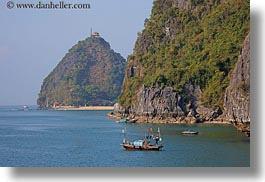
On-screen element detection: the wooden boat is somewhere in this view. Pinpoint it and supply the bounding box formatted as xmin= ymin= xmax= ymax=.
xmin=181 ymin=130 xmax=199 ymax=135
xmin=120 ymin=128 xmax=163 ymax=151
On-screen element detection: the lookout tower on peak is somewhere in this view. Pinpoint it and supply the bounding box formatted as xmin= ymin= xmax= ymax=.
xmin=92 ymin=32 xmax=100 ymax=38
xmin=90 ymin=28 xmax=100 ymax=38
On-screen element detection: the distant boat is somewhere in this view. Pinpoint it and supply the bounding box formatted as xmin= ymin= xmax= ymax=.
xmin=117 ymin=118 xmax=127 ymax=123
xmin=116 ymin=118 xmax=137 ymax=124
xmin=107 ymin=112 xmax=116 ymax=119
xmin=16 ymin=106 xmax=29 ymax=111
xmin=23 ymin=106 xmax=29 ymax=111
xmin=120 ymin=127 xmax=163 ymax=151
xmin=181 ymin=129 xmax=199 ymax=135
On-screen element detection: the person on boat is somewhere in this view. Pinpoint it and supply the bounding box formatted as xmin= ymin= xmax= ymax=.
xmin=155 ymin=134 xmax=159 ymax=145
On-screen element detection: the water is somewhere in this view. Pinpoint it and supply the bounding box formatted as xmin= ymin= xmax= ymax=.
xmin=0 ymin=106 xmax=250 ymax=167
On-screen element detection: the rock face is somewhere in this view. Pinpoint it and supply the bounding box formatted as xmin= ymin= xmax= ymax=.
xmin=115 ymin=85 xmax=224 ymax=124
xmin=223 ymin=33 xmax=250 ymax=136
xmin=37 ymin=35 xmax=126 ymax=109
xmin=132 ymin=86 xmax=187 ymax=120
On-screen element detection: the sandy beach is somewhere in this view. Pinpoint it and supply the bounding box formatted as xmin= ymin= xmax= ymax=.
xmin=53 ymin=106 xmax=114 ymax=111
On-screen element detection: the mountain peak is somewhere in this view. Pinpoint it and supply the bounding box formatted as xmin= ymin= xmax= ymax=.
xmin=37 ymin=36 xmax=126 ymax=109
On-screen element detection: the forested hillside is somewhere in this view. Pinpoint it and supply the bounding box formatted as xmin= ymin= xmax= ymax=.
xmin=38 ymin=35 xmax=126 ymax=108
xmin=118 ymin=0 xmax=249 ymax=110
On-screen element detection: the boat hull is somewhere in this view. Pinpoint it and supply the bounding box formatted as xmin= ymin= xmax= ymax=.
xmin=181 ymin=131 xmax=199 ymax=135
xmin=121 ymin=144 xmax=163 ymax=151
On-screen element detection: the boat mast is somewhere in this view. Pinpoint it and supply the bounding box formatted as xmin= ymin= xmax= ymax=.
xmin=122 ymin=128 xmax=126 ymax=144
xmin=158 ymin=127 xmax=162 ymax=145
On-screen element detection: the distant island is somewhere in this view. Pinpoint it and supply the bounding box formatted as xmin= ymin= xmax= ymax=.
xmin=37 ymin=32 xmax=126 ymax=109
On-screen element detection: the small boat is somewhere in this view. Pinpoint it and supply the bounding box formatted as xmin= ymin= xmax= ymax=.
xmin=119 ymin=118 xmax=128 ymax=123
xmin=17 ymin=106 xmax=29 ymax=111
xmin=120 ymin=128 xmax=163 ymax=151
xmin=181 ymin=129 xmax=199 ymax=135
xmin=107 ymin=112 xmax=116 ymax=118
xmin=116 ymin=118 xmax=137 ymax=123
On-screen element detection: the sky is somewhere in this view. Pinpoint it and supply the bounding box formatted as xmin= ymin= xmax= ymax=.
xmin=0 ymin=0 xmax=153 ymax=105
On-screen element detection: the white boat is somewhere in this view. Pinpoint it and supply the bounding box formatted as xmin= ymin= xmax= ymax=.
xmin=181 ymin=130 xmax=199 ymax=135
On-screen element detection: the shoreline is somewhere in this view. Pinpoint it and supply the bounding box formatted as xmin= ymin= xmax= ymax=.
xmin=109 ymin=113 xmax=249 ymax=137
xmin=53 ymin=106 xmax=114 ymax=111
xmin=108 ymin=113 xmax=232 ymax=125
xmin=135 ymin=120 xmax=232 ymax=125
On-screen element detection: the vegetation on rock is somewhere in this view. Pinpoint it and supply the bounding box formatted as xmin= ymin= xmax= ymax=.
xmin=118 ymin=0 xmax=249 ymax=110
xmin=37 ymin=36 xmax=126 ymax=108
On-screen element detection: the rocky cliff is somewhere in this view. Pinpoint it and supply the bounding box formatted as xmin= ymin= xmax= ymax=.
xmin=115 ymin=84 xmax=224 ymax=124
xmin=132 ymin=86 xmax=187 ymax=122
xmin=118 ymin=0 xmax=249 ymax=110
xmin=114 ymin=0 xmax=250 ymax=135
xmin=115 ymin=32 xmax=250 ymax=136
xmin=37 ymin=35 xmax=126 ymax=109
xmin=223 ymin=33 xmax=250 ymax=136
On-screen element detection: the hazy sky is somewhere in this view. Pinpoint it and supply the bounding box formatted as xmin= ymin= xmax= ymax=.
xmin=0 ymin=0 xmax=153 ymax=105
